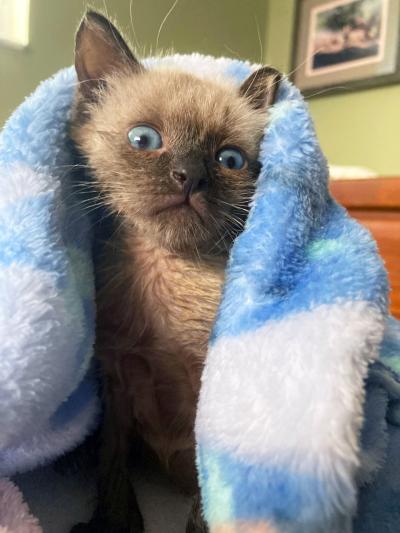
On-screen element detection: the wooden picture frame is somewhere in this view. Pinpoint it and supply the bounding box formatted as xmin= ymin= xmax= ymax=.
xmin=291 ymin=0 xmax=400 ymax=96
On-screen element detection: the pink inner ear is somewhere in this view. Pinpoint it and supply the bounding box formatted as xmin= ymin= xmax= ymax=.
xmin=239 ymin=67 xmax=282 ymax=110
xmin=75 ymin=11 xmax=143 ymax=98
xmin=78 ymin=37 xmax=116 ymax=81
xmin=75 ymin=26 xmax=129 ymax=81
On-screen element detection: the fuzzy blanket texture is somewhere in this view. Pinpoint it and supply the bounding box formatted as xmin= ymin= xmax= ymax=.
xmin=0 ymin=479 xmax=41 ymax=533
xmin=0 ymin=55 xmax=400 ymax=533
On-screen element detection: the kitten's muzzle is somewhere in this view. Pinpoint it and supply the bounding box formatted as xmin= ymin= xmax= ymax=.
xmin=149 ymin=160 xmax=209 ymax=221
xmin=170 ymin=161 xmax=208 ymax=197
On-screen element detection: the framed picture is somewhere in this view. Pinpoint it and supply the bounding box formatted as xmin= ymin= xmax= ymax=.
xmin=292 ymin=0 xmax=400 ymax=96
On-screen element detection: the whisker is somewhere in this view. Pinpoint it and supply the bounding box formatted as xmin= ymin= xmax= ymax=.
xmin=280 ymin=45 xmax=324 ymax=82
xmin=129 ymin=0 xmax=140 ymax=50
xmin=156 ymin=0 xmax=179 ymax=51
xmin=215 ymin=198 xmax=251 ymax=214
xmin=304 ymin=85 xmax=351 ymax=99
xmin=254 ymin=14 xmax=264 ymax=65
xmin=223 ymin=44 xmax=245 ymax=60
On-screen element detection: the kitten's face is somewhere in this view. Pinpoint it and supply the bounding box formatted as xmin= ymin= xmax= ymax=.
xmin=73 ymin=12 xmax=281 ymax=255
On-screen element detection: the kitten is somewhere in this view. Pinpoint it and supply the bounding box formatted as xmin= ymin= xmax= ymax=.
xmin=70 ymin=11 xmax=281 ymax=533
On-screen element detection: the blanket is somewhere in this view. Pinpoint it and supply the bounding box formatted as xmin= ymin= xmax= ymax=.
xmin=0 ymin=55 xmax=399 ymax=533
xmin=0 ymin=479 xmax=41 ymax=533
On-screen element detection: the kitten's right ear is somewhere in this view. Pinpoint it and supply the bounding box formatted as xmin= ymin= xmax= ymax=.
xmin=240 ymin=66 xmax=282 ymax=110
xmin=75 ymin=10 xmax=143 ymax=100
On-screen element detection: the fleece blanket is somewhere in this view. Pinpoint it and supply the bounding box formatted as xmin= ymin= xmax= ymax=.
xmin=0 ymin=55 xmax=400 ymax=533
xmin=0 ymin=479 xmax=41 ymax=533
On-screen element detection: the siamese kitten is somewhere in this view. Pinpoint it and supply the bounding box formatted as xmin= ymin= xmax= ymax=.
xmin=71 ymin=11 xmax=281 ymax=533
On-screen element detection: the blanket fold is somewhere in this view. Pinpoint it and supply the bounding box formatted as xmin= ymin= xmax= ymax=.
xmin=0 ymin=68 xmax=99 ymax=475
xmin=0 ymin=55 xmax=399 ymax=533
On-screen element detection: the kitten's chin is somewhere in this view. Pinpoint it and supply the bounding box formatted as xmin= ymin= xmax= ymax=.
xmin=132 ymin=208 xmax=222 ymax=256
xmin=150 ymin=192 xmax=209 ymax=224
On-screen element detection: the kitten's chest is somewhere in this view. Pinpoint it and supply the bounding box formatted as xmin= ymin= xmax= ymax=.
xmin=129 ymin=237 xmax=225 ymax=352
xmin=98 ymin=235 xmax=225 ymax=460
xmin=100 ymin=235 xmax=225 ymax=355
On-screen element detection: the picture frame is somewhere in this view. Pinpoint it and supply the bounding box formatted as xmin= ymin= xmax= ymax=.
xmin=292 ymin=0 xmax=400 ymax=96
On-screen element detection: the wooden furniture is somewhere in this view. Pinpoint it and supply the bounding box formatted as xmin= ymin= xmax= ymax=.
xmin=330 ymin=177 xmax=400 ymax=319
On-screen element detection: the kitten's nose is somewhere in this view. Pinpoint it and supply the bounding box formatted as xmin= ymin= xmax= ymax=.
xmin=170 ymin=167 xmax=207 ymax=195
xmin=171 ymin=169 xmax=188 ymax=186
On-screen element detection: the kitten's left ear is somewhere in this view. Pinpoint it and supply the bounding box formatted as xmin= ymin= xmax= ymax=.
xmin=239 ymin=66 xmax=282 ymax=110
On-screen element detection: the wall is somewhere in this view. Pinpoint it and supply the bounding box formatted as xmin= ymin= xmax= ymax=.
xmin=2 ymin=0 xmax=399 ymax=176
xmin=0 ymin=0 xmax=267 ymax=126
xmin=265 ymin=0 xmax=400 ymax=176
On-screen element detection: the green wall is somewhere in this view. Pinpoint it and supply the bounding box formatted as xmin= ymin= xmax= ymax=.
xmin=265 ymin=0 xmax=400 ymax=175
xmin=2 ymin=0 xmax=399 ymax=175
xmin=0 ymin=0 xmax=267 ymax=126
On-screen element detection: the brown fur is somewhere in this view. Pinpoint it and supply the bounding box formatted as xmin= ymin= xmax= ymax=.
xmin=96 ymin=234 xmax=224 ymax=489
xmin=70 ymin=10 xmax=281 ymax=533
xmin=72 ymin=67 xmax=268 ymax=255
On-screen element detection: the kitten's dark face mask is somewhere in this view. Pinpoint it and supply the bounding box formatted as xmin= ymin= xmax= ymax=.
xmin=73 ymin=11 xmax=281 ymax=255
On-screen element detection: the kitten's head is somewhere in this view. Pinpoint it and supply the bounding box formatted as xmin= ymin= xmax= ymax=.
xmin=72 ymin=11 xmax=281 ymax=256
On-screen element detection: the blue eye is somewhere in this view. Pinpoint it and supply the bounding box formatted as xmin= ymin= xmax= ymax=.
xmin=216 ymin=147 xmax=246 ymax=170
xmin=128 ymin=125 xmax=162 ymax=150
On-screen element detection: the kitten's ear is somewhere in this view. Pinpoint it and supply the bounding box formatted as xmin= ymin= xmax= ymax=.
xmin=239 ymin=66 xmax=282 ymax=110
xmin=75 ymin=10 xmax=143 ymax=100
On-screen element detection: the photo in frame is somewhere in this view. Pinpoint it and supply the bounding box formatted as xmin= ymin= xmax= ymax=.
xmin=292 ymin=0 xmax=400 ymax=96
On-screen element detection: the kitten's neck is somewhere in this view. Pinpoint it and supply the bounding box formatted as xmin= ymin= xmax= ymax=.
xmin=120 ymin=224 xmax=229 ymax=270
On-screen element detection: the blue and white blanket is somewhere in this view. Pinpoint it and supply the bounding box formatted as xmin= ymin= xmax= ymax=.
xmin=0 ymin=55 xmax=399 ymax=533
